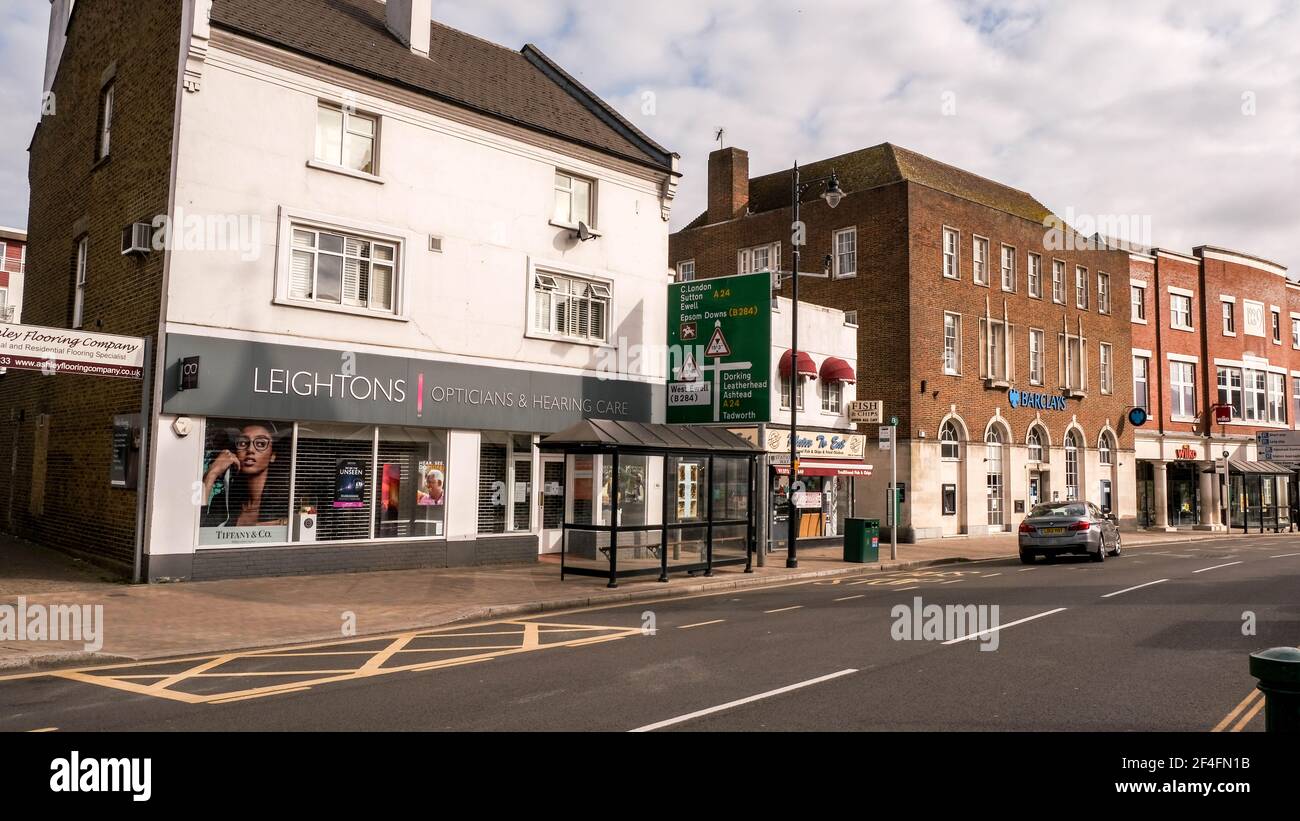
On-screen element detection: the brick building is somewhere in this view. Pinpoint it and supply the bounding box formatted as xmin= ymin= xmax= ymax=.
xmin=1127 ymin=243 xmax=1295 ymax=532
xmin=671 ymin=144 xmax=1137 ymax=540
xmin=0 ymin=226 xmax=25 ymax=324
xmin=2 ymin=0 xmax=678 ymax=581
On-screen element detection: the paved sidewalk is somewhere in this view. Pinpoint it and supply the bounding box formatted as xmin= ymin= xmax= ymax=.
xmin=0 ymin=528 xmax=1278 ymax=671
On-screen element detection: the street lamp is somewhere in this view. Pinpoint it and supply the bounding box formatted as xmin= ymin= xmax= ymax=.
xmin=786 ymin=162 xmax=844 ymax=569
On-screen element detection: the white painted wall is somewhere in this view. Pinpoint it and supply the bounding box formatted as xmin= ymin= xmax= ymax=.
xmin=166 ymin=47 xmax=671 ymax=380
xmin=770 ymin=297 xmax=858 ymax=428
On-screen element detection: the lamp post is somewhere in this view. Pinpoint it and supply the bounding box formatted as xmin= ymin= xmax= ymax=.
xmin=786 ymin=162 xmax=844 ymax=569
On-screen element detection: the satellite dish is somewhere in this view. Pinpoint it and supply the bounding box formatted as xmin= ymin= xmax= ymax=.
xmin=575 ymin=222 xmax=594 ymax=242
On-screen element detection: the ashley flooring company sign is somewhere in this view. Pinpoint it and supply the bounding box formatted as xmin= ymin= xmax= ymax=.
xmin=161 ymin=334 xmax=658 ymax=433
xmin=0 ymin=322 xmax=145 ymax=379
xmin=667 ymin=272 xmax=771 ymax=424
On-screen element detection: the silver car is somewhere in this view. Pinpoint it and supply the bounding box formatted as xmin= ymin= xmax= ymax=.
xmin=1018 ymin=502 xmax=1121 ymax=563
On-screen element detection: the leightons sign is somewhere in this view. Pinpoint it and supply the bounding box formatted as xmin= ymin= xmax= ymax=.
xmin=1008 ymin=389 xmax=1068 ymax=412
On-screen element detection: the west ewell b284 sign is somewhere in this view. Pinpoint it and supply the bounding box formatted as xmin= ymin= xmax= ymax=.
xmin=667 ymin=272 xmax=771 ymax=424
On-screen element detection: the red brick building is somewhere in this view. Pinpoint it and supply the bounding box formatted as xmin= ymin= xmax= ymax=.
xmin=1128 ymin=244 xmax=1295 ymax=533
xmin=671 ymin=144 xmax=1136 ymax=540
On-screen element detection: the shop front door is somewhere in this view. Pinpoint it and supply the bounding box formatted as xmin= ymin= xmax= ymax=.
xmin=539 ymin=456 xmax=566 ymax=554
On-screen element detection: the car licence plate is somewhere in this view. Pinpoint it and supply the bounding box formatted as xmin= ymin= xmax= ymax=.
xmin=1042 ymin=527 xmax=1067 ymax=536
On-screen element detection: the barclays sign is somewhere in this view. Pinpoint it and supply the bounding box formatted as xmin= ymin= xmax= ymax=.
xmin=1009 ymin=389 xmax=1068 ymax=412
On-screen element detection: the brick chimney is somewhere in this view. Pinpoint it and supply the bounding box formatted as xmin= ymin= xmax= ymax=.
xmin=386 ymin=0 xmax=432 ymax=58
xmin=707 ymin=147 xmax=749 ymax=224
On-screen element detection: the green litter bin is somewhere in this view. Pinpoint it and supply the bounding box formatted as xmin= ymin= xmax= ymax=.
xmin=843 ymin=518 xmax=880 ymax=563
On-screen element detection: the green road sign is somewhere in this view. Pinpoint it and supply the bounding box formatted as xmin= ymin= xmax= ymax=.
xmin=667 ymin=272 xmax=772 ymax=424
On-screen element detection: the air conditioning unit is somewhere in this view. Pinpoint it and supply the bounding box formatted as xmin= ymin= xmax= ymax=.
xmin=121 ymin=222 xmax=152 ymax=256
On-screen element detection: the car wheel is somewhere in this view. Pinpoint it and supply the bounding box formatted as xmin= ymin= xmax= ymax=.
xmin=1019 ymin=550 xmax=1035 ymax=564
xmin=1109 ymin=532 xmax=1122 ymax=557
xmin=1092 ymin=541 xmax=1105 ymax=562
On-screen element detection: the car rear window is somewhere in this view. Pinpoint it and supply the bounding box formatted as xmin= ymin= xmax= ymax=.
xmin=1030 ymin=504 xmax=1086 ymax=518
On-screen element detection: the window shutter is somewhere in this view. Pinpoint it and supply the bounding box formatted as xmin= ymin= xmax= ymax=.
xmin=290 ymin=250 xmax=314 ymax=299
xmin=371 ymin=263 xmax=393 ymax=311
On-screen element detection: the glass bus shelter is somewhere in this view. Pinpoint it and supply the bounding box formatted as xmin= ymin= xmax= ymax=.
xmin=540 ymin=420 xmax=761 ymax=588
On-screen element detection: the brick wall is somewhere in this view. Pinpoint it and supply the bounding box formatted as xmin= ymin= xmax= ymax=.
xmin=670 ymin=177 xmax=1135 ymax=455
xmin=0 ymin=0 xmax=181 ymax=570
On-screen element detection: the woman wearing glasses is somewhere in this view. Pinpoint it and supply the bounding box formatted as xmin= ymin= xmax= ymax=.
xmin=200 ymin=421 xmax=289 ymax=528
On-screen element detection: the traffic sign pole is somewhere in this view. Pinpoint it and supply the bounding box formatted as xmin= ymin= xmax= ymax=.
xmin=890 ymin=423 xmax=898 ymax=560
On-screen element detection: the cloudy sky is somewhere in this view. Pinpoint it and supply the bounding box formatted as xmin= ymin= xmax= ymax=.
xmin=2 ymin=0 xmax=1297 ymax=268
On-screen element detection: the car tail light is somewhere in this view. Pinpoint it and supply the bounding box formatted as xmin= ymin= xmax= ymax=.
xmin=1069 ymin=521 xmax=1091 ymax=532
xmin=1018 ymin=522 xmax=1035 ymax=534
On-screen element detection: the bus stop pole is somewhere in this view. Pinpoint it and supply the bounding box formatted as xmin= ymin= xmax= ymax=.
xmin=890 ymin=424 xmax=898 ymax=561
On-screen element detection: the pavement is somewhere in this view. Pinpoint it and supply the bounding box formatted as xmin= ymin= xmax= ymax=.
xmin=0 ymin=531 xmax=1294 ymax=731
xmin=0 ymin=528 xmax=1289 ymax=672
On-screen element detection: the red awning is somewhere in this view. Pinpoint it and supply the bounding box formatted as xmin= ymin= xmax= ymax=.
xmin=819 ymin=356 xmax=856 ymax=384
xmin=779 ymin=350 xmax=818 ymax=379
xmin=773 ymin=460 xmax=873 ymax=477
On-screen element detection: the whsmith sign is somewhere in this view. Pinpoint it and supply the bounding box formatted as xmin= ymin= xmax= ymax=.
xmin=0 ymin=322 xmax=145 ymax=379
xmin=666 ymin=272 xmax=771 ymax=424
xmin=1009 ymin=389 xmax=1069 ymax=412
xmin=161 ymin=334 xmax=659 ymax=433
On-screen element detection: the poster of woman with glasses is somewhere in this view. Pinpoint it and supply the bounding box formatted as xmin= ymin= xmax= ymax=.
xmin=199 ymin=419 xmax=291 ymax=545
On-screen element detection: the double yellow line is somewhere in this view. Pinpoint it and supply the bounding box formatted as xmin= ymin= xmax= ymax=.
xmin=1212 ymin=689 xmax=1264 ymax=732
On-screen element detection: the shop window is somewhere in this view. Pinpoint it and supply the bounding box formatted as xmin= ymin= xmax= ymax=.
xmin=375 ymin=428 xmax=447 ymax=540
xmin=198 ymin=419 xmax=293 ymax=546
xmin=477 ymin=433 xmax=535 ymax=534
xmin=293 ymin=423 xmax=375 ymax=543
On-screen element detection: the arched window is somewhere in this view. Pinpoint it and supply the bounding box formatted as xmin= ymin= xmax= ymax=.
xmin=1065 ymin=430 xmax=1081 ymax=501
xmin=941 ymin=421 xmax=961 ymax=460
xmin=986 ymin=428 xmax=1005 ymax=527
xmin=1099 ymin=432 xmax=1114 ymax=466
xmin=1027 ymin=426 xmax=1045 ymax=463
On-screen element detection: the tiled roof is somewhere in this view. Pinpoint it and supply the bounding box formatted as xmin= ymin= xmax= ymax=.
xmin=683 ymin=143 xmax=1053 ymax=229
xmin=209 ymin=0 xmax=673 ymax=171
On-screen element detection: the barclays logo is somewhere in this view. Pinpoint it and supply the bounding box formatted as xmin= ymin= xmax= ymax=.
xmin=1009 ymin=389 xmax=1067 ymax=412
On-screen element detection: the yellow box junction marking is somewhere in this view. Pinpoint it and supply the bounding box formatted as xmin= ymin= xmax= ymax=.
xmin=16 ymin=619 xmax=642 ymax=705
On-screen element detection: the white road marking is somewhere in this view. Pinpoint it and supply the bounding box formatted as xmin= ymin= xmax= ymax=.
xmin=1101 ymin=579 xmax=1169 ymax=599
xmin=942 ymin=608 xmax=1067 ymax=645
xmin=678 ymin=620 xmax=725 ymax=630
xmin=629 ymin=669 xmax=858 ymax=732
xmin=1194 ymin=561 xmax=1244 ymax=574
xmin=833 ymin=595 xmax=865 ymax=602
xmin=896 ymin=586 xmax=920 ymax=592
xmin=939 ymin=579 xmax=964 ymax=585
xmin=981 ymin=573 xmax=1003 ymax=578
xmin=1270 ymin=552 xmax=1300 ymax=559
xmin=1018 ymin=568 xmax=1037 ymax=572
xmin=764 ymin=606 xmax=804 ymax=614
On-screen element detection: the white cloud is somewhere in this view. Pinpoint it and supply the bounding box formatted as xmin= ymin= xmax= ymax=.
xmin=0 ymin=0 xmax=1296 ymax=269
